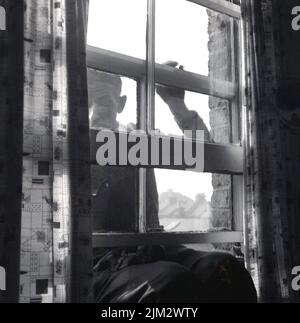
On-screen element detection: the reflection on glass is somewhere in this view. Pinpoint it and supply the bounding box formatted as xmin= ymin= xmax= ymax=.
xmin=87 ymin=0 xmax=147 ymax=59
xmin=155 ymin=0 xmax=209 ymax=76
xmin=88 ymin=68 xmax=138 ymax=233
xmin=154 ymin=169 xmax=232 ymax=232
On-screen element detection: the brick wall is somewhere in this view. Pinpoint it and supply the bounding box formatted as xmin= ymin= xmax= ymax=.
xmin=208 ymin=10 xmax=233 ymax=230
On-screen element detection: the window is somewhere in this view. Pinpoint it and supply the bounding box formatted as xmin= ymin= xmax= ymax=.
xmin=87 ymin=0 xmax=247 ymax=265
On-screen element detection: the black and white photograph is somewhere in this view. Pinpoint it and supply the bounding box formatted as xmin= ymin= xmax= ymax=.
xmin=0 ymin=0 xmax=300 ymax=309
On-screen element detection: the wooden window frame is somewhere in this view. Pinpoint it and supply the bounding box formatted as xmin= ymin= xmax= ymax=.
xmin=87 ymin=0 xmax=247 ymax=264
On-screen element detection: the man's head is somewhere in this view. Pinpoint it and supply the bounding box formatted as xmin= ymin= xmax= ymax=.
xmin=88 ymin=69 xmax=127 ymax=129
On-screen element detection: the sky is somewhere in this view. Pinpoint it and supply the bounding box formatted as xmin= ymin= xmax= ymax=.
xmin=87 ymin=0 xmax=213 ymax=200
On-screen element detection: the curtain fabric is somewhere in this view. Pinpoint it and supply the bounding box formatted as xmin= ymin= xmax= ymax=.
xmin=0 ymin=0 xmax=24 ymax=303
xmin=20 ymin=0 xmax=92 ymax=303
xmin=0 ymin=0 xmax=92 ymax=303
xmin=243 ymin=0 xmax=295 ymax=302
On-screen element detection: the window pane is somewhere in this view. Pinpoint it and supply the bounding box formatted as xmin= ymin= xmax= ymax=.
xmin=88 ymin=69 xmax=139 ymax=233
xmin=154 ymin=88 xmax=235 ymax=144
xmin=88 ymin=68 xmax=137 ymax=130
xmin=209 ymin=96 xmax=234 ymax=144
xmin=154 ymin=88 xmax=212 ymax=141
xmin=91 ymin=165 xmax=139 ymax=233
xmin=87 ymin=0 xmax=147 ymax=59
xmin=207 ymin=8 xmax=237 ymax=83
xmin=154 ymin=1 xmax=239 ymax=142
xmin=155 ymin=0 xmax=237 ymax=78
xmin=151 ymin=169 xmax=233 ymax=233
xmin=155 ymin=0 xmax=209 ymax=76
xmin=154 ymin=1 xmax=238 ymax=139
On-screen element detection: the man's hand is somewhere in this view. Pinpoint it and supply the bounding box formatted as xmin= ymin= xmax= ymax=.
xmin=155 ymin=61 xmax=185 ymax=106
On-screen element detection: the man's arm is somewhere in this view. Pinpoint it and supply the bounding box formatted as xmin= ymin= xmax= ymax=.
xmin=156 ymin=61 xmax=212 ymax=142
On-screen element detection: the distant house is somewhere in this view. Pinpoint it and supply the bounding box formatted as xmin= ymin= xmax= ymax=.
xmin=159 ymin=190 xmax=211 ymax=231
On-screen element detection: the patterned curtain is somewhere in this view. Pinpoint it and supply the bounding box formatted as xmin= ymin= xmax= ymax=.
xmin=1 ymin=0 xmax=92 ymax=303
xmin=0 ymin=0 xmax=24 ymax=303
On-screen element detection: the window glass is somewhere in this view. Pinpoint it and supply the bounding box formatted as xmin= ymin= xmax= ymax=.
xmin=88 ymin=68 xmax=137 ymax=130
xmin=154 ymin=88 xmax=211 ymax=140
xmin=151 ymin=169 xmax=233 ymax=232
xmin=155 ymin=0 xmax=209 ymax=76
xmin=88 ymin=69 xmax=139 ymax=233
xmin=154 ymin=0 xmax=237 ymax=143
xmin=87 ymin=0 xmax=147 ymax=59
